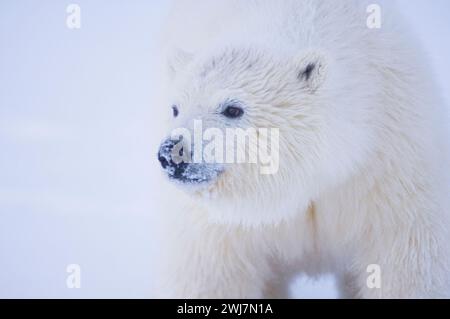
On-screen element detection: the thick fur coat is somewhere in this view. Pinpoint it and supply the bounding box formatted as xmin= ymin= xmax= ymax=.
xmin=155 ymin=0 xmax=450 ymax=298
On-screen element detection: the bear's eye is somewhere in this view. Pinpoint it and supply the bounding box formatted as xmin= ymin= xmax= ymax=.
xmin=222 ymin=105 xmax=244 ymax=119
xmin=172 ymin=105 xmax=179 ymax=118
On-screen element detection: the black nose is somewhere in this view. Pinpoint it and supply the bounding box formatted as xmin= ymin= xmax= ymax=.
xmin=158 ymin=138 xmax=189 ymax=179
xmin=158 ymin=139 xmax=176 ymax=168
xmin=158 ymin=152 xmax=170 ymax=169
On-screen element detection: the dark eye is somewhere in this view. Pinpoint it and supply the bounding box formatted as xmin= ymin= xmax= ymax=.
xmin=222 ymin=105 xmax=244 ymax=119
xmin=172 ymin=105 xmax=179 ymax=118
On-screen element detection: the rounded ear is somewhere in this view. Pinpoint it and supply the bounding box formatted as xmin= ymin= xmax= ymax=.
xmin=295 ymin=50 xmax=329 ymax=93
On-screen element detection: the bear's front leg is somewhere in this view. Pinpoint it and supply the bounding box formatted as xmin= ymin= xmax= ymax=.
xmin=155 ymin=210 xmax=279 ymax=299
xmin=338 ymin=223 xmax=450 ymax=299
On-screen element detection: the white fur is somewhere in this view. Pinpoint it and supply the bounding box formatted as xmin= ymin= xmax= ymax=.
xmin=155 ymin=0 xmax=450 ymax=298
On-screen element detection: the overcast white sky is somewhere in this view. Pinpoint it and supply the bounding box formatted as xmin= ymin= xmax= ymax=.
xmin=0 ymin=1 xmax=449 ymax=298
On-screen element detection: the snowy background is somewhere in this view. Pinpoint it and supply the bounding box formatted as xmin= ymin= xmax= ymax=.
xmin=0 ymin=0 xmax=449 ymax=298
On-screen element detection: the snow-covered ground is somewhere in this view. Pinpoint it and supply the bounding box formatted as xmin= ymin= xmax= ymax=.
xmin=0 ymin=1 xmax=449 ymax=298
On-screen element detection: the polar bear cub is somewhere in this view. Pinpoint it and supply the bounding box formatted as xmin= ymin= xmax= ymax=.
xmin=155 ymin=0 xmax=450 ymax=298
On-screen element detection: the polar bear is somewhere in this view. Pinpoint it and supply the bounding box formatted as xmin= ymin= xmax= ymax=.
xmin=155 ymin=0 xmax=450 ymax=298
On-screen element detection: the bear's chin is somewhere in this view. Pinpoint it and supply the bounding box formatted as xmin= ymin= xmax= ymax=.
xmin=169 ymin=168 xmax=313 ymax=226
xmin=169 ymin=173 xmax=223 ymax=197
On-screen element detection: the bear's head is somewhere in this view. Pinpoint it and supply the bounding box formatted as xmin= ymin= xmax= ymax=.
xmin=158 ymin=46 xmax=376 ymax=225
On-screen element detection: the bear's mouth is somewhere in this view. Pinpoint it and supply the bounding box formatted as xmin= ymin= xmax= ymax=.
xmin=166 ymin=163 xmax=224 ymax=186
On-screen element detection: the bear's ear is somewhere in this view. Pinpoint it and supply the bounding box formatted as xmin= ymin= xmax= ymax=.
xmin=167 ymin=48 xmax=194 ymax=79
xmin=295 ymin=51 xmax=329 ymax=93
